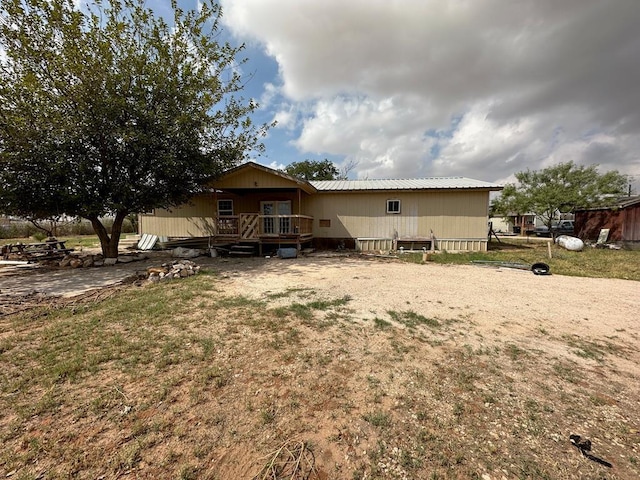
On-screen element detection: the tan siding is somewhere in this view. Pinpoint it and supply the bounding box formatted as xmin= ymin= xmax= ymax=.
xmin=138 ymin=191 xmax=313 ymax=237
xmin=149 ymin=194 xmax=216 ymax=218
xmin=236 ymin=192 xmax=309 ymax=214
xmin=140 ymin=194 xmax=217 ymax=236
xmin=139 ymin=187 xmax=491 ymax=251
xmin=139 ymin=215 xmax=216 ymax=237
xmin=308 ymin=190 xmax=489 ymax=240
xmin=214 ymin=169 xmax=304 ymax=190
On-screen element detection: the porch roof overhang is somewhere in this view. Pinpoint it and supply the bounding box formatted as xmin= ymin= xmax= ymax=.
xmin=211 ymin=187 xmax=309 ymax=196
xmin=207 ymin=161 xmax=317 ymax=195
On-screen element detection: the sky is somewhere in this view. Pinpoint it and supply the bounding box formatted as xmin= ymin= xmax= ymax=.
xmin=208 ymin=0 xmax=640 ymax=190
xmin=22 ymin=0 xmax=640 ymax=189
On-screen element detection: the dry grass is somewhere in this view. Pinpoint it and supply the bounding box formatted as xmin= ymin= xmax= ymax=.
xmin=402 ymin=239 xmax=640 ymax=281
xmin=1 ymin=269 xmax=639 ymax=479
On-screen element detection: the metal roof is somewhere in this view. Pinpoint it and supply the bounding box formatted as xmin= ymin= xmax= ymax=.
xmin=310 ymin=177 xmax=503 ymax=191
xmin=575 ymin=195 xmax=640 ymax=211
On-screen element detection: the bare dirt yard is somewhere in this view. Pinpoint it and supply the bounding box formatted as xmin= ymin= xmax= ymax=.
xmin=1 ymin=253 xmax=639 ymax=479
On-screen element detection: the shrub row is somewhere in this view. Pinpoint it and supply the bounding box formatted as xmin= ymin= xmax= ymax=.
xmin=0 ymin=217 xmax=136 ymax=239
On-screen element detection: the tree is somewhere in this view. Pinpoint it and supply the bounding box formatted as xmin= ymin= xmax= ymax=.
xmin=0 ymin=0 xmax=269 ymax=257
xmin=284 ymin=159 xmax=341 ymax=181
xmin=492 ymin=161 xmax=627 ymax=233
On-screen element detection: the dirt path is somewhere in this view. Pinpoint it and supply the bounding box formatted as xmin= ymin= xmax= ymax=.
xmin=2 ymin=253 xmax=638 ymax=346
xmin=209 ymin=255 xmax=639 ymax=349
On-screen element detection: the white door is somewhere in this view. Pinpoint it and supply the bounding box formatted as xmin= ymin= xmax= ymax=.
xmin=261 ymin=201 xmax=275 ymax=234
xmin=261 ymin=201 xmax=291 ymax=234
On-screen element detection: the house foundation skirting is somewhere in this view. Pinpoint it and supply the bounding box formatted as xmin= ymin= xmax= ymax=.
xmin=326 ymin=237 xmax=488 ymax=253
xmin=436 ymin=238 xmax=488 ymax=252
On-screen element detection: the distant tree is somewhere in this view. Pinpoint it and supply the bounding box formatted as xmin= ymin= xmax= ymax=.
xmin=338 ymin=159 xmax=359 ymax=180
xmin=0 ymin=0 xmax=269 ymax=257
xmin=284 ymin=159 xmax=341 ymax=181
xmin=492 ymin=162 xmax=627 ymax=233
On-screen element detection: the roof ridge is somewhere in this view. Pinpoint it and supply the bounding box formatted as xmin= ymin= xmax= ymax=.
xmin=312 ymin=176 xmax=467 ymax=183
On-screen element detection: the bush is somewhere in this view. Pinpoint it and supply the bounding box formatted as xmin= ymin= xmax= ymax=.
xmin=0 ymin=216 xmax=136 ymax=239
xmin=0 ymin=222 xmax=38 ymax=239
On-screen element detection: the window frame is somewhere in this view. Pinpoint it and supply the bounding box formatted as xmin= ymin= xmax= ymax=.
xmin=217 ymin=199 xmax=234 ymax=216
xmin=386 ymin=199 xmax=401 ymax=214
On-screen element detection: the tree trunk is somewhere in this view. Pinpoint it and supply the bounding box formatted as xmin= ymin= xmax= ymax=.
xmin=88 ymin=210 xmax=128 ymax=258
xmin=29 ymin=219 xmax=54 ymax=238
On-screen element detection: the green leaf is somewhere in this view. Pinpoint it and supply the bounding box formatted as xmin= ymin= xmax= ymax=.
xmin=0 ymin=0 xmax=269 ymax=256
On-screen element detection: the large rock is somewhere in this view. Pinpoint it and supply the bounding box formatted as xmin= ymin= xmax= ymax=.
xmin=144 ymin=259 xmax=200 ymax=282
xmin=59 ymin=255 xmax=73 ymax=268
xmin=171 ymin=247 xmax=204 ymax=258
xmin=69 ymin=258 xmax=84 ymax=268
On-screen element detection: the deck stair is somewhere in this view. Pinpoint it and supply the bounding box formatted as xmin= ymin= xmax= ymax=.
xmin=229 ymin=244 xmax=256 ymax=257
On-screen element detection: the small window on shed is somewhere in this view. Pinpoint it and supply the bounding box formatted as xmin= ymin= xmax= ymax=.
xmin=218 ymin=199 xmax=233 ymax=216
xmin=319 ymin=219 xmax=331 ymax=228
xmin=386 ymin=199 xmax=401 ymax=214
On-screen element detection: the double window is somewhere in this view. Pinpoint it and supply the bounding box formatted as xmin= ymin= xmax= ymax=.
xmin=386 ymin=199 xmax=401 ymax=214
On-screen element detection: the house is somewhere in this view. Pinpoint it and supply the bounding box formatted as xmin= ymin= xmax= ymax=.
xmin=138 ymin=162 xmax=503 ymax=253
xmin=574 ymin=196 xmax=640 ymax=248
xmin=501 ymin=213 xmax=538 ymax=235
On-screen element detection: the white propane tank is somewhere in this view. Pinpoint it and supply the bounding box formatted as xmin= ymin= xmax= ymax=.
xmin=555 ymin=235 xmax=584 ymax=252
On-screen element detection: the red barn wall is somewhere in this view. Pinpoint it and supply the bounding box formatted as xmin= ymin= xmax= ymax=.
xmin=574 ymin=210 xmax=624 ymax=241
xmin=622 ymin=204 xmax=640 ymax=242
xmin=575 ymin=203 xmax=640 ymax=243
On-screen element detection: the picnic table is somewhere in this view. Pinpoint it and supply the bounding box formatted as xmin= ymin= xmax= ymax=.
xmin=1 ymin=239 xmax=74 ymax=261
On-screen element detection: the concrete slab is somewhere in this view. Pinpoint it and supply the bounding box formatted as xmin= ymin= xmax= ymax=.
xmin=0 ymin=254 xmax=168 ymax=298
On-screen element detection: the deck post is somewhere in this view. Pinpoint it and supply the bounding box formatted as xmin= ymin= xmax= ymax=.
xmin=213 ymin=189 xmax=218 ymax=235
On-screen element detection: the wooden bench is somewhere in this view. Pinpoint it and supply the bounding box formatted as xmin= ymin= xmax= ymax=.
xmin=1 ymin=240 xmax=73 ymax=260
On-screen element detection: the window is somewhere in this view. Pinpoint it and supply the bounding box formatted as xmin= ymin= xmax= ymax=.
xmin=217 ymin=199 xmax=233 ymax=216
xmin=319 ymin=219 xmax=331 ymax=228
xmin=386 ymin=199 xmax=401 ymax=214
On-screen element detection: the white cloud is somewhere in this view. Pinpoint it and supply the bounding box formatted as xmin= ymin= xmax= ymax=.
xmin=221 ymin=0 xmax=640 ymax=184
xmin=259 ymin=82 xmax=279 ymax=109
xmin=266 ymin=160 xmax=286 ymax=171
xmin=272 ymin=107 xmax=296 ymax=130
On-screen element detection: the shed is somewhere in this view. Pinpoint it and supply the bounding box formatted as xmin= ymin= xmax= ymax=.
xmin=574 ymin=196 xmax=640 ymax=247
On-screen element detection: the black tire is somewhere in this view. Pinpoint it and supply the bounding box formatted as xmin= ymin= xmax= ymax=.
xmin=531 ymin=262 xmax=550 ymax=275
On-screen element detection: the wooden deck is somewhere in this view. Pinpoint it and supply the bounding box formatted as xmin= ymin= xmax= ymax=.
xmin=201 ymin=214 xmax=314 ymax=254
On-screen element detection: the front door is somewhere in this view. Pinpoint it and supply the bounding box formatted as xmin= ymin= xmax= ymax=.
xmin=261 ymin=201 xmax=291 ymax=234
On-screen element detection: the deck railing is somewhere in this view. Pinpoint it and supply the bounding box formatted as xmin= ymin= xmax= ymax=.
xmin=213 ymin=214 xmax=313 ymax=239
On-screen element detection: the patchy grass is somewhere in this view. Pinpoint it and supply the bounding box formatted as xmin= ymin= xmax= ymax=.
xmin=561 ymin=334 xmax=626 ymax=363
xmin=0 ymin=234 xmax=136 ymax=249
xmin=387 ymin=309 xmax=440 ymax=329
xmin=1 ymin=274 xmax=639 ymax=479
xmin=264 ymin=287 xmax=316 ymax=300
xmin=272 ymin=295 xmax=352 ymax=322
xmin=400 ymin=239 xmax=640 ymax=281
